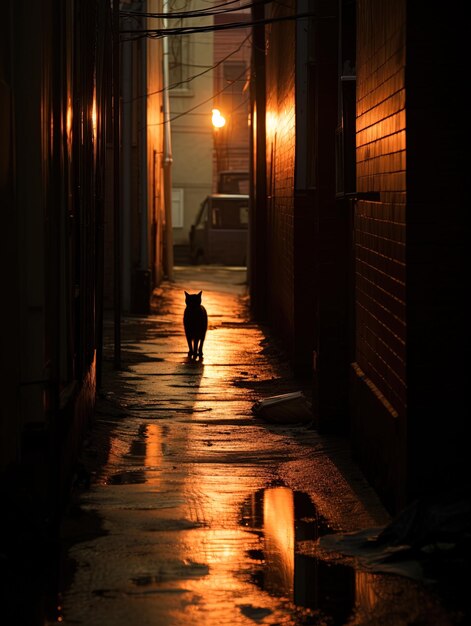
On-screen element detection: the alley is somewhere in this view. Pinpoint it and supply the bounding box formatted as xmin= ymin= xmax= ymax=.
xmin=3 ymin=1 xmax=469 ymax=623
xmin=58 ymin=267 xmax=456 ymax=626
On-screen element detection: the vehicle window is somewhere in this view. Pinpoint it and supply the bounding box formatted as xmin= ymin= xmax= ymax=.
xmin=210 ymin=199 xmax=249 ymax=229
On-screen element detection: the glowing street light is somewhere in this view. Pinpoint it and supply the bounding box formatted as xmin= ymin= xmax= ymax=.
xmin=212 ymin=108 xmax=226 ymax=129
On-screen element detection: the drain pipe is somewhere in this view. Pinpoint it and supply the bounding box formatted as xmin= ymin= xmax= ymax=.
xmin=121 ymin=8 xmax=134 ymax=312
xmin=162 ymin=0 xmax=174 ymax=280
xmin=139 ymin=9 xmax=149 ymax=274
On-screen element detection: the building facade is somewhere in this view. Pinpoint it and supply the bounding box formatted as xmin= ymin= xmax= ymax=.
xmin=351 ymin=0 xmax=467 ymax=511
xmin=103 ymin=0 xmax=167 ymax=313
xmin=251 ymin=0 xmax=468 ymax=513
xmin=1 ymin=0 xmax=111 ymax=522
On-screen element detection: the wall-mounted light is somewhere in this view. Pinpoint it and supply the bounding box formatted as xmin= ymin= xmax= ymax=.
xmin=266 ymin=110 xmax=278 ymax=137
xmin=91 ymin=92 xmax=97 ymax=143
xmin=212 ymin=108 xmax=226 ymax=129
xmin=66 ymin=98 xmax=73 ymax=138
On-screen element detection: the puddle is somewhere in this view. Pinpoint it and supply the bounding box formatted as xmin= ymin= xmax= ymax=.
xmin=240 ymin=485 xmax=333 ymax=540
xmin=108 ymin=470 xmax=148 ymax=484
xmin=104 ymin=423 xmax=166 ymax=485
xmin=240 ymin=485 xmax=357 ymax=624
xmin=241 ymin=488 xmax=451 ymax=624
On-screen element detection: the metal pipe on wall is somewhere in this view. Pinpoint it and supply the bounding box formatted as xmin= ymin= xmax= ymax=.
xmin=121 ymin=17 xmax=133 ymax=312
xmin=139 ymin=9 xmax=149 ymax=272
xmin=162 ymin=0 xmax=174 ymax=280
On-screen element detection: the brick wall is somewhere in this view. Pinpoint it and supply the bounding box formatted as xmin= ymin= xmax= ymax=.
xmin=351 ymin=0 xmax=408 ymax=511
xmin=265 ymin=1 xmax=296 ymax=346
xmin=355 ymin=0 xmax=406 ymax=417
xmin=213 ymin=12 xmax=251 ymax=184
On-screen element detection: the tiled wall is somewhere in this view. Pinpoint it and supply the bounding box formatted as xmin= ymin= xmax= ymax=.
xmin=264 ymin=2 xmax=296 ymax=344
xmin=355 ymin=0 xmax=406 ymax=416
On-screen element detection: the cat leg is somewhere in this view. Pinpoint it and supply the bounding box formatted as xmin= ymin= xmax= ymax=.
xmin=197 ymin=338 xmax=204 ymax=358
xmin=185 ymin=333 xmax=194 ymax=357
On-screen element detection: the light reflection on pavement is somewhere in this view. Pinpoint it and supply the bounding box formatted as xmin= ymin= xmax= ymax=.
xmin=59 ymin=267 xmax=454 ymax=626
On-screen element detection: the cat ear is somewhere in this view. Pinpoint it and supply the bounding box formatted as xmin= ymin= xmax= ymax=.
xmin=185 ymin=291 xmax=189 ymax=296
xmin=198 ymin=291 xmax=202 ymax=296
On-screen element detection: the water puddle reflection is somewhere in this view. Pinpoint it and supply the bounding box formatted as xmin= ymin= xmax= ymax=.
xmin=108 ymin=470 xmax=147 ymax=484
xmin=241 ymin=484 xmax=376 ymax=625
xmin=106 ymin=423 xmax=165 ymax=486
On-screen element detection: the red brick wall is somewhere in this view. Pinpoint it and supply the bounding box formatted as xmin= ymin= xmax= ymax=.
xmin=264 ymin=1 xmax=296 ymax=344
xmin=213 ymin=12 xmax=251 ymax=188
xmin=355 ymin=0 xmax=406 ymax=417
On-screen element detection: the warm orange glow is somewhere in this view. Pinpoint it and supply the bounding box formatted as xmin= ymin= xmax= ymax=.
xmin=145 ymin=423 xmax=162 ymax=476
xmin=66 ymin=99 xmax=72 ymax=138
xmin=265 ymin=110 xmax=278 ymax=138
xmin=355 ymin=571 xmax=379 ymax=611
xmin=263 ymin=487 xmax=295 ymax=598
xmin=266 ymin=111 xmax=276 ymax=134
xmin=212 ymin=108 xmax=226 ymax=128
xmin=91 ymin=91 xmax=97 ymax=143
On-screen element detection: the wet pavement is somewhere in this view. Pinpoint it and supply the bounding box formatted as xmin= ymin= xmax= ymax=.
xmin=49 ymin=267 xmax=466 ymax=625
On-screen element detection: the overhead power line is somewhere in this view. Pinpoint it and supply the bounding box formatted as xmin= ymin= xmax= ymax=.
xmin=120 ymin=0 xmax=271 ymax=21
xmin=159 ymin=33 xmax=251 ymax=94
xmin=124 ymin=32 xmax=251 ymax=103
xmin=120 ymin=12 xmax=317 ymax=40
xmin=149 ymin=64 xmax=249 ymax=127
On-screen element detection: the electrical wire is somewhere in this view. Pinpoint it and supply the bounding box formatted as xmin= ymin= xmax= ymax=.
xmin=120 ymin=11 xmax=317 ymax=40
xmin=161 ymin=33 xmax=250 ymax=94
xmin=123 ymin=32 xmax=251 ymax=103
xmin=148 ymin=64 xmax=249 ymax=126
xmin=120 ymin=0 xmax=269 ymax=21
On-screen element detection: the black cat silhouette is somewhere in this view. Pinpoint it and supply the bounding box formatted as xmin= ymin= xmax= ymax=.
xmin=183 ymin=291 xmax=207 ymax=358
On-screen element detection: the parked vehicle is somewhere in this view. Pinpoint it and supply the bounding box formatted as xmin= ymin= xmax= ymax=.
xmin=189 ymin=193 xmax=249 ymax=266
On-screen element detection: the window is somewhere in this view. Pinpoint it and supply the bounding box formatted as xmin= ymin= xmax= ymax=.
xmin=172 ymin=188 xmax=184 ymax=228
